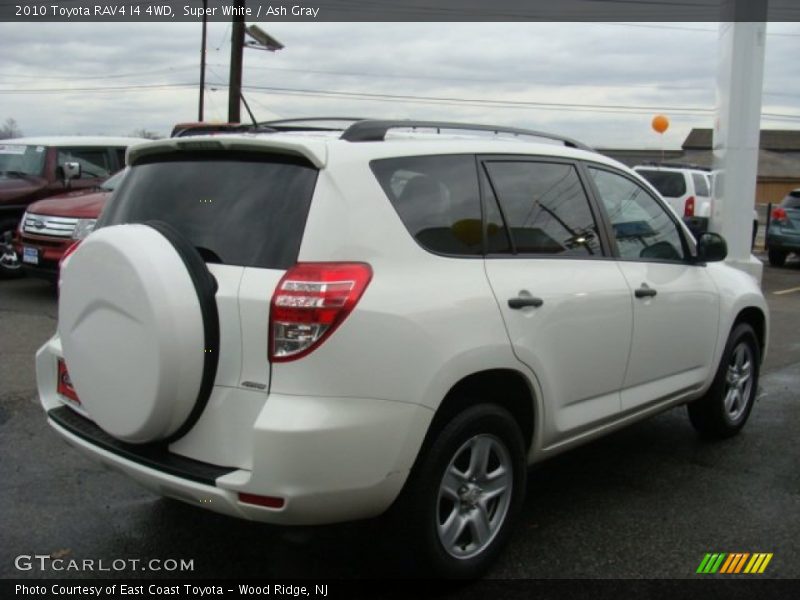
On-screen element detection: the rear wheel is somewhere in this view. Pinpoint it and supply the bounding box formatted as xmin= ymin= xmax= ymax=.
xmin=396 ymin=404 xmax=526 ymax=578
xmin=688 ymin=323 xmax=760 ymax=439
xmin=768 ymin=247 xmax=787 ymax=267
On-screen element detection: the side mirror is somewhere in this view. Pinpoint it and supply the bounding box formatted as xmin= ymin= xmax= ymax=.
xmin=63 ymin=161 xmax=81 ymax=181
xmin=696 ymin=232 xmax=728 ymax=262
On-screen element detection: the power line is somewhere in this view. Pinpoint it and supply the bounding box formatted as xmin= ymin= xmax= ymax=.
xmin=1 ymin=80 xmax=798 ymax=122
xmin=0 ymin=64 xmax=197 ymax=82
xmin=0 ymin=82 xmax=197 ymax=94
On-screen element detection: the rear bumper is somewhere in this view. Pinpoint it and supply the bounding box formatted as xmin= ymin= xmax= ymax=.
xmin=766 ymin=229 xmax=800 ymax=252
xmin=37 ymin=335 xmax=432 ymax=525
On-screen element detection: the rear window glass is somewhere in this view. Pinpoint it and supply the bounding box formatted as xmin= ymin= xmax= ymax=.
xmin=370 ymin=155 xmax=482 ymax=256
xmin=782 ymin=192 xmax=800 ymax=209
xmin=100 ymin=152 xmax=318 ymax=269
xmin=636 ymin=170 xmax=687 ymax=198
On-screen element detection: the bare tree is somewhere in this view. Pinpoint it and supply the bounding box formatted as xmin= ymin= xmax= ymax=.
xmin=0 ymin=118 xmax=23 ymax=140
xmin=130 ymin=128 xmax=161 ymax=140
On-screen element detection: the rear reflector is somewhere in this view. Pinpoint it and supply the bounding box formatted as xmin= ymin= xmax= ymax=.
xmin=57 ymin=359 xmax=80 ymax=404
xmin=238 ymin=492 xmax=285 ymax=509
xmin=269 ymin=262 xmax=372 ymax=362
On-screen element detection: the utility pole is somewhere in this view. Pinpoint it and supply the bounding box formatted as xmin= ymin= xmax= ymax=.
xmin=198 ymin=0 xmax=207 ymax=121
xmin=228 ymin=0 xmax=246 ymax=123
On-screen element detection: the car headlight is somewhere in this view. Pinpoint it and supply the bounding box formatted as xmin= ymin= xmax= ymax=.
xmin=72 ymin=219 xmax=97 ymax=240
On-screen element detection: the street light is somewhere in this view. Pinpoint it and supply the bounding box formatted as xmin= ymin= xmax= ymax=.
xmin=245 ymin=25 xmax=284 ymax=52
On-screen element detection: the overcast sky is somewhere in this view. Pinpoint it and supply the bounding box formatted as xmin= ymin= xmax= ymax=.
xmin=1 ymin=21 xmax=798 ymax=148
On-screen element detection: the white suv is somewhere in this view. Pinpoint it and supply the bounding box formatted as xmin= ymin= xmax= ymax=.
xmin=634 ymin=164 xmax=759 ymax=246
xmin=633 ymin=164 xmax=713 ymax=235
xmin=37 ymin=120 xmax=768 ymax=577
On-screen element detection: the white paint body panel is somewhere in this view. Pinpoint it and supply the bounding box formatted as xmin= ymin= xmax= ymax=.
xmin=484 ymin=259 xmax=632 ymax=444
xmin=616 ymin=261 xmax=719 ymax=409
xmin=38 ymin=131 xmax=770 ymax=524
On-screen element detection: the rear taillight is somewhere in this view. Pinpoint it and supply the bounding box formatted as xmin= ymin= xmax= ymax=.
xmin=684 ymin=196 xmax=695 ymax=217
xmin=57 ymin=359 xmax=80 ymax=404
xmin=269 ymin=262 xmax=372 ymax=362
xmin=772 ymin=207 xmax=788 ymax=223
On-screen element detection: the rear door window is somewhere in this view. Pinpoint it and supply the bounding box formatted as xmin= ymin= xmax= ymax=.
xmin=636 ymin=170 xmax=686 ymax=198
xmin=482 ymin=160 xmax=602 ymax=256
xmin=370 ymin=155 xmax=482 ymax=256
xmin=100 ymin=152 xmax=318 ymax=269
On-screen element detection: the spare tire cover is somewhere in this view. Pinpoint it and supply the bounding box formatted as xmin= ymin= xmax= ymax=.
xmin=59 ymin=223 xmax=218 ymax=444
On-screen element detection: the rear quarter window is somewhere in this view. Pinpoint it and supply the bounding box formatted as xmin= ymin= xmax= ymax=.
xmin=100 ymin=151 xmax=318 ymax=269
xmin=370 ymin=155 xmax=482 ymax=256
xmin=692 ymin=172 xmax=710 ymax=197
xmin=636 ymin=170 xmax=687 ymax=198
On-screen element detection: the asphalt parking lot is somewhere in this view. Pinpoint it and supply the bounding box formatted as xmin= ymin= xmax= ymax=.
xmin=1 ymin=253 xmax=798 ymax=580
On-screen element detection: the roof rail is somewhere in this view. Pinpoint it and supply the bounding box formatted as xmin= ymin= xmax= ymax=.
xmin=340 ymin=120 xmax=593 ymax=151
xmin=259 ymin=117 xmax=369 ymax=132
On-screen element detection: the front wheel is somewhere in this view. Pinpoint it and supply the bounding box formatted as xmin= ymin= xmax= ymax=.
xmin=0 ymin=220 xmax=24 ymax=279
xmin=688 ymin=323 xmax=760 ymax=439
xmin=397 ymin=404 xmax=527 ymax=578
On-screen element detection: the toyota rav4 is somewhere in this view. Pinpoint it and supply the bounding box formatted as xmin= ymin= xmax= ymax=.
xmin=37 ymin=119 xmax=768 ymax=578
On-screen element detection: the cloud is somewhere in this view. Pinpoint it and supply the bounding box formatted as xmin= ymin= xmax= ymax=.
xmin=0 ymin=21 xmax=797 ymax=147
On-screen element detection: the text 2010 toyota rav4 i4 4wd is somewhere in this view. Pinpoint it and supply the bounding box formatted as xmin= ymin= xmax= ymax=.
xmin=37 ymin=119 xmax=768 ymax=578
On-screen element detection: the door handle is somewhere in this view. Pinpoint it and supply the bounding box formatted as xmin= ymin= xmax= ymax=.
xmin=508 ymin=296 xmax=544 ymax=309
xmin=634 ymin=286 xmax=657 ymax=299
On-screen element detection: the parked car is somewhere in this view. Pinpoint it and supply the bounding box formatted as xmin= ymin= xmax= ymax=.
xmin=766 ymin=189 xmax=800 ymax=266
xmin=38 ymin=120 xmax=768 ymax=578
xmin=0 ymin=136 xmax=145 ymax=277
xmin=634 ymin=164 xmax=759 ymax=246
xmin=15 ymin=170 xmax=125 ymax=281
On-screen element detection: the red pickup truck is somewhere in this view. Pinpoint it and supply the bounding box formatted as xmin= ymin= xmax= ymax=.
xmin=0 ymin=136 xmax=144 ymax=277
xmin=16 ymin=170 xmax=125 ymax=281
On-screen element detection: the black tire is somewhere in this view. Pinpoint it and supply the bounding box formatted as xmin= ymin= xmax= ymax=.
xmin=0 ymin=219 xmax=24 ymax=279
xmin=768 ymin=247 xmax=787 ymax=267
xmin=145 ymin=221 xmax=220 ymax=443
xmin=395 ymin=404 xmax=527 ymax=578
xmin=687 ymin=323 xmax=760 ymax=439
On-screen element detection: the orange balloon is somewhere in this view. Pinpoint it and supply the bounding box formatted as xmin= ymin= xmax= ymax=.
xmin=652 ymin=115 xmax=669 ymax=134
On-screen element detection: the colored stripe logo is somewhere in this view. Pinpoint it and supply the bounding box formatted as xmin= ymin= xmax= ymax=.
xmin=696 ymin=553 xmax=773 ymax=574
